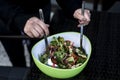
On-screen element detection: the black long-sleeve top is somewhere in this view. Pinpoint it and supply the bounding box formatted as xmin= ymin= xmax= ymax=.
xmin=0 ymin=0 xmax=82 ymax=32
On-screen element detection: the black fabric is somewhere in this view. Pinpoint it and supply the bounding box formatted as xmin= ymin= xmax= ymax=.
xmin=28 ymin=11 xmax=120 ymax=80
xmin=0 ymin=18 xmax=26 ymax=67
xmin=0 ymin=19 xmax=9 ymax=34
xmin=0 ymin=0 xmax=51 ymax=31
xmin=0 ymin=0 xmax=82 ymax=31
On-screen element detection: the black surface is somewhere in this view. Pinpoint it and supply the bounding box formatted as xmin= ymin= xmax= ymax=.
xmin=28 ymin=11 xmax=120 ymax=80
xmin=0 ymin=66 xmax=30 ymax=80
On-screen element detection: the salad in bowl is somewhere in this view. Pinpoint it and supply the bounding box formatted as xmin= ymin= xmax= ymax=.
xmin=31 ymin=32 xmax=92 ymax=79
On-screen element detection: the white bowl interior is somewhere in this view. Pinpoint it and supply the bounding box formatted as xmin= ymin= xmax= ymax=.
xmin=32 ymin=32 xmax=92 ymax=61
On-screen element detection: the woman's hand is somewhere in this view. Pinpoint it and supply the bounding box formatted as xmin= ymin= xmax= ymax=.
xmin=24 ymin=17 xmax=49 ymax=38
xmin=73 ymin=9 xmax=91 ymax=27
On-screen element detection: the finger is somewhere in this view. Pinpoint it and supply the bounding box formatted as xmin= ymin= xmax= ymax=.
xmin=46 ymin=24 xmax=50 ymax=27
xmin=27 ymin=32 xmax=34 ymax=38
xmin=80 ymin=20 xmax=89 ymax=26
xmin=35 ymin=22 xmax=49 ymax=36
xmin=28 ymin=21 xmax=42 ymax=38
xmin=31 ymin=27 xmax=41 ymax=38
xmin=77 ymin=23 xmax=88 ymax=27
xmin=37 ymin=22 xmax=49 ymax=36
xmin=78 ymin=19 xmax=87 ymax=25
xmin=84 ymin=10 xmax=91 ymax=22
xmin=74 ymin=9 xmax=87 ymax=21
xmin=32 ymin=17 xmax=49 ymax=35
xmin=77 ymin=19 xmax=89 ymax=27
xmin=33 ymin=23 xmax=44 ymax=38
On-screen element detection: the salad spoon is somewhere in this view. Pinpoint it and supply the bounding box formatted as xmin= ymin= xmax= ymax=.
xmin=80 ymin=1 xmax=86 ymax=54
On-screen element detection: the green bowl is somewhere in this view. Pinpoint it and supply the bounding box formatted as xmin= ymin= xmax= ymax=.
xmin=31 ymin=32 xmax=92 ymax=79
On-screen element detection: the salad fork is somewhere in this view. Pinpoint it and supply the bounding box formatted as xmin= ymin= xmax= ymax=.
xmin=80 ymin=1 xmax=85 ymax=50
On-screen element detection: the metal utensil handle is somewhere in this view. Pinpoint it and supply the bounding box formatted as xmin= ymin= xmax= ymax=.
xmin=80 ymin=1 xmax=85 ymax=47
xmin=39 ymin=9 xmax=44 ymax=22
xmin=80 ymin=25 xmax=83 ymax=47
xmin=81 ymin=1 xmax=85 ymax=15
xmin=39 ymin=9 xmax=48 ymax=48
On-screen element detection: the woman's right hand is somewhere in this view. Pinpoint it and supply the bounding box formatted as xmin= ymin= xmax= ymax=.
xmin=73 ymin=9 xmax=91 ymax=27
xmin=24 ymin=17 xmax=49 ymax=38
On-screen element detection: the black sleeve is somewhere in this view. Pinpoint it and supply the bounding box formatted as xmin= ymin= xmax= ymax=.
xmin=56 ymin=0 xmax=82 ymax=18
xmin=0 ymin=0 xmax=32 ymax=31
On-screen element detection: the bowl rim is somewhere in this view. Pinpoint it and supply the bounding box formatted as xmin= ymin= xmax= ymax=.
xmin=31 ymin=31 xmax=92 ymax=70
